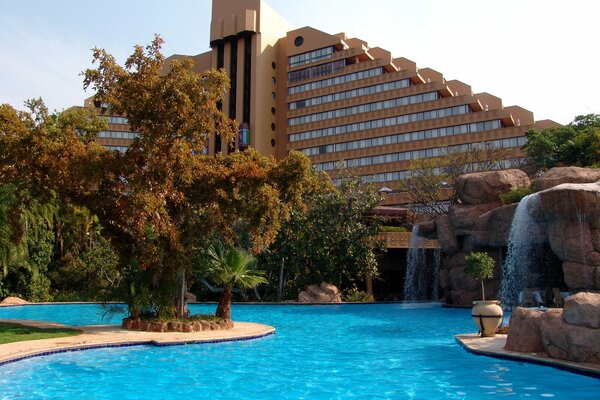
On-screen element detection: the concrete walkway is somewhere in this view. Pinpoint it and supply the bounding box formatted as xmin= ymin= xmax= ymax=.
xmin=456 ymin=333 xmax=600 ymax=378
xmin=0 ymin=319 xmax=275 ymax=366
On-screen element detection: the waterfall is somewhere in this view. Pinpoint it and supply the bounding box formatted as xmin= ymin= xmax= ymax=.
xmin=499 ymin=194 xmax=542 ymax=307
xmin=404 ymin=226 xmax=432 ymax=301
xmin=432 ymin=247 xmax=442 ymax=301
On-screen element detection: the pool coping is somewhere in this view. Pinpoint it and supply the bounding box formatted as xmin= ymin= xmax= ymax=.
xmin=0 ymin=319 xmax=275 ymax=367
xmin=456 ymin=333 xmax=600 ymax=379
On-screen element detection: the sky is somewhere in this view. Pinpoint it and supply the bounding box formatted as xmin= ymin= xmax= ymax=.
xmin=1 ymin=0 xmax=598 ymax=125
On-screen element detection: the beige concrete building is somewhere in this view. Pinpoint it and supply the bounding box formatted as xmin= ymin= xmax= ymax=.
xmin=90 ymin=0 xmax=557 ymax=206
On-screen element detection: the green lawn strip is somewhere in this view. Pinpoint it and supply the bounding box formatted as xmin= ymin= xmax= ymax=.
xmin=0 ymin=322 xmax=82 ymax=345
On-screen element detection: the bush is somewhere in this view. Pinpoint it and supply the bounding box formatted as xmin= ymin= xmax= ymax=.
xmin=343 ymin=288 xmax=374 ymax=302
xmin=464 ymin=252 xmax=495 ymax=300
xmin=500 ymin=187 xmax=533 ymax=204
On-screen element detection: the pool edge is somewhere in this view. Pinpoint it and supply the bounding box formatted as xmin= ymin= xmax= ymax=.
xmin=0 ymin=322 xmax=275 ymax=367
xmin=456 ymin=334 xmax=600 ymax=379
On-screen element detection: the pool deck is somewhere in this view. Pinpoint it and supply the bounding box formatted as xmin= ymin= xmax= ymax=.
xmin=456 ymin=334 xmax=600 ymax=378
xmin=0 ymin=319 xmax=275 ymax=366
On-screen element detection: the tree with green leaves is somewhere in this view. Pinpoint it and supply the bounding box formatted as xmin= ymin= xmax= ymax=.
xmin=259 ymin=167 xmax=384 ymax=300
xmin=196 ymin=241 xmax=266 ymax=320
xmin=464 ymin=252 xmax=495 ymax=301
xmin=1 ymin=36 xmax=316 ymax=317
xmin=523 ymin=113 xmax=600 ymax=170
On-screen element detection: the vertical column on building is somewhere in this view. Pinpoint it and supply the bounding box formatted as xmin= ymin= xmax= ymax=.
xmin=228 ymin=37 xmax=238 ymax=153
xmin=214 ymin=42 xmax=225 ymax=154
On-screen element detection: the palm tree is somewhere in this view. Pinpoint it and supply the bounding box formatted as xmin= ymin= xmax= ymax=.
xmin=198 ymin=242 xmax=266 ymax=320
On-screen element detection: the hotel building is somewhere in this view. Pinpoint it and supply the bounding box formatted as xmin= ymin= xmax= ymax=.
xmin=87 ymin=0 xmax=557 ymax=207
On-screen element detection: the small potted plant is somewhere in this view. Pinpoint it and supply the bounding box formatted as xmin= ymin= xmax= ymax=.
xmin=465 ymin=251 xmax=503 ymax=337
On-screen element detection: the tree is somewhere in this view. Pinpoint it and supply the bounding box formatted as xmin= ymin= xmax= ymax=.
xmin=399 ymin=145 xmax=513 ymax=218
xmin=0 ymin=36 xmax=321 ymax=314
xmin=259 ymin=167 xmax=384 ymax=300
xmin=523 ymin=113 xmax=600 ymax=170
xmin=196 ymin=241 xmax=266 ymax=320
xmin=464 ymin=252 xmax=495 ymax=301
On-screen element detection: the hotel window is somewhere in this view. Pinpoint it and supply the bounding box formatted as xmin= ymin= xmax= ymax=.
xmin=288 ymin=60 xmax=346 ymax=83
xmin=288 ymin=91 xmax=439 ymax=126
xmin=309 ymin=118 xmax=497 ymax=155
xmin=288 ymin=46 xmax=333 ymax=68
xmin=290 ymin=105 xmax=471 ymax=142
xmin=288 ymin=67 xmax=384 ymax=95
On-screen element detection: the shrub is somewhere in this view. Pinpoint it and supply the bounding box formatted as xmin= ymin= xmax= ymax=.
xmin=464 ymin=252 xmax=495 ymax=300
xmin=343 ymin=288 xmax=374 ymax=302
xmin=500 ymin=187 xmax=533 ymax=204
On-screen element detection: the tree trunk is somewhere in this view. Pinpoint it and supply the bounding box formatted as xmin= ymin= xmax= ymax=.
xmin=216 ymin=286 xmax=232 ymax=320
xmin=481 ymin=280 xmax=486 ymax=301
xmin=176 ymin=269 xmax=188 ymax=319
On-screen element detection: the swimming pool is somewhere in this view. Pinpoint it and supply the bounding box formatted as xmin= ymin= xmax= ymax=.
xmin=1 ymin=303 xmax=598 ymax=399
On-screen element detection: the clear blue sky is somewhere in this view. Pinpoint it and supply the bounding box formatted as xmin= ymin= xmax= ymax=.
xmin=1 ymin=0 xmax=598 ymax=124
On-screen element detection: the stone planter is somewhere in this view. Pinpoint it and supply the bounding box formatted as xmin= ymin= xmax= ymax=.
xmin=471 ymin=300 xmax=503 ymax=337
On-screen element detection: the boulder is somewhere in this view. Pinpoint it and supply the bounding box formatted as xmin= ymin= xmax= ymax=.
xmin=547 ymin=219 xmax=600 ymax=266
xmin=449 ymin=202 xmax=501 ymax=234
xmin=435 ymin=214 xmax=460 ymax=255
xmin=456 ymin=169 xmax=530 ymax=205
xmin=484 ymin=204 xmax=519 ymax=247
xmin=540 ymin=308 xmax=600 ymax=363
xmin=0 ymin=296 xmax=29 ymax=306
xmin=534 ymin=166 xmax=600 ymax=192
xmin=415 ymin=220 xmax=436 ymax=238
xmin=562 ymin=292 xmax=600 ymax=329
xmin=504 ymin=308 xmax=545 ymax=353
xmin=562 ymin=262 xmax=599 ymax=290
xmin=537 ymin=182 xmax=600 ymax=217
xmin=298 ymin=282 xmax=342 ymax=303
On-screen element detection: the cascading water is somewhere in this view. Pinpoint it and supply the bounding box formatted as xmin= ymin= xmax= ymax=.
xmin=404 ymin=226 xmax=440 ymax=301
xmin=432 ymin=247 xmax=442 ymax=300
xmin=499 ymin=193 xmax=542 ymax=307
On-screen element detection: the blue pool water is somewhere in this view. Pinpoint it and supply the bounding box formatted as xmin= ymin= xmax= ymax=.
xmin=0 ymin=303 xmax=598 ymax=399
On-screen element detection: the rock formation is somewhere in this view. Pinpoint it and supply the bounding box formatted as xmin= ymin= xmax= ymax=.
xmin=506 ymin=293 xmax=600 ymax=364
xmin=0 ymin=296 xmax=30 ymax=306
xmin=416 ymin=167 xmax=600 ymax=305
xmin=298 ymin=282 xmax=342 ymax=303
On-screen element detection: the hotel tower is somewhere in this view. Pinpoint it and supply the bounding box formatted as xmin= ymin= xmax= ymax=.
xmin=88 ymin=0 xmax=557 ymax=206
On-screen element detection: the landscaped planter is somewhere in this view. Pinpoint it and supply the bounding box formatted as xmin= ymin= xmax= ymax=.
xmin=471 ymin=300 xmax=503 ymax=337
xmin=122 ymin=317 xmax=233 ymax=332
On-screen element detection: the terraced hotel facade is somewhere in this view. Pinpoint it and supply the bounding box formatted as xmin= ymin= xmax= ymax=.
xmin=87 ymin=0 xmax=558 ymax=206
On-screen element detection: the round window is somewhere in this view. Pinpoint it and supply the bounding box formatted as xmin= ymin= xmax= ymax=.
xmin=271 ymin=76 xmax=276 ymax=84
xmin=271 ymin=61 xmax=276 ymax=70
xmin=271 ymin=123 xmax=276 ymax=131
xmin=271 ymin=139 xmax=276 ymax=147
xmin=294 ymin=36 xmax=304 ymax=47
xmin=271 ymin=92 xmax=276 ymax=100
xmin=271 ymin=107 xmax=276 ymax=115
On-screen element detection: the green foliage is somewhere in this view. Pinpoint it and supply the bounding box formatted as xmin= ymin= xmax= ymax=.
xmin=195 ymin=241 xmax=266 ymax=319
xmin=259 ymin=168 xmax=384 ymax=300
xmin=465 ymin=252 xmax=495 ymax=300
xmin=343 ymin=288 xmax=374 ymax=302
xmin=196 ymin=241 xmax=267 ymax=291
xmin=0 ymin=322 xmax=81 ymax=345
xmin=523 ymin=113 xmax=600 ymax=169
xmin=465 ymin=252 xmax=495 ymax=280
xmin=500 ymin=187 xmax=533 ymax=204
xmin=49 ymin=236 xmax=121 ymax=301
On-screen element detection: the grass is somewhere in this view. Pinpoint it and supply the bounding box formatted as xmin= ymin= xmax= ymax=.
xmin=0 ymin=322 xmax=82 ymax=345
